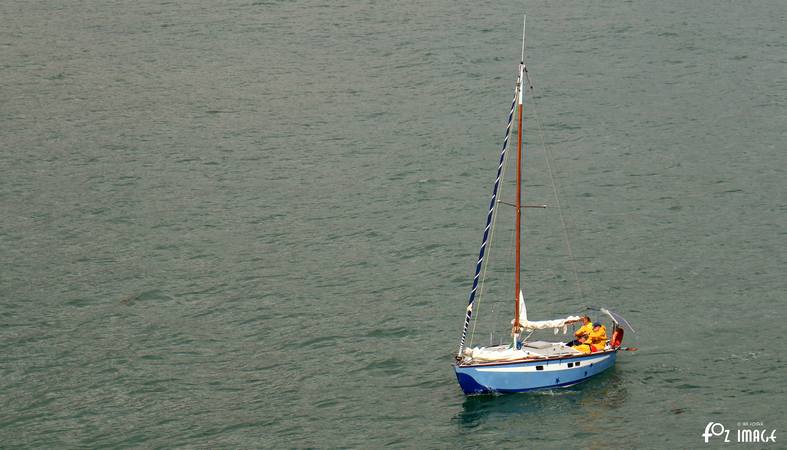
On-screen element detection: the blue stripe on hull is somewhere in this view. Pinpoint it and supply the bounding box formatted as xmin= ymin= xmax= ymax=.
xmin=454 ymin=351 xmax=617 ymax=395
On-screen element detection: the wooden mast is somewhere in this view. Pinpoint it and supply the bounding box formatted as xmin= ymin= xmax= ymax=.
xmin=513 ymin=65 xmax=524 ymax=334
xmin=513 ymin=16 xmax=526 ymax=336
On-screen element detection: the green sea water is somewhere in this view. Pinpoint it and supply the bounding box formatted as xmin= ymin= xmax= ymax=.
xmin=1 ymin=0 xmax=785 ymax=447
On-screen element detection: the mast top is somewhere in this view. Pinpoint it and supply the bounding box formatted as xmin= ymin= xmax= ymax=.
xmin=520 ymin=14 xmax=527 ymax=64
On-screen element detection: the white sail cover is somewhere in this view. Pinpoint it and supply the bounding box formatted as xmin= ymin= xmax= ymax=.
xmin=463 ymin=342 xmax=584 ymax=362
xmin=463 ymin=346 xmax=543 ymax=362
xmin=523 ymin=316 xmax=582 ymax=333
xmin=512 ymin=291 xmax=581 ymax=333
xmin=518 ymin=290 xmax=527 ymax=324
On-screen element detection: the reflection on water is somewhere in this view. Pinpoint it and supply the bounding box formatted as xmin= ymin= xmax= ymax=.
xmin=454 ymin=367 xmax=628 ymax=430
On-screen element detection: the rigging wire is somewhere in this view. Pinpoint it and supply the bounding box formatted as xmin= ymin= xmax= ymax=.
xmin=524 ymin=72 xmax=586 ymax=301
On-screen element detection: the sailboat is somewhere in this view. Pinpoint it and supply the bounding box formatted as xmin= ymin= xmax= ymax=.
xmin=453 ymin=17 xmax=635 ymax=395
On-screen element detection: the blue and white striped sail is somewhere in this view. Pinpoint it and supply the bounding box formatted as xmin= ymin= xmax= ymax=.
xmin=456 ymin=85 xmax=518 ymax=357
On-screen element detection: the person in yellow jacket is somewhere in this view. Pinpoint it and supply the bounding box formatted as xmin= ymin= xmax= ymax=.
xmin=587 ymin=322 xmax=608 ymax=349
xmin=575 ymin=316 xmax=593 ymax=338
xmin=566 ymin=315 xmax=593 ymax=346
xmin=571 ymin=334 xmax=597 ymax=354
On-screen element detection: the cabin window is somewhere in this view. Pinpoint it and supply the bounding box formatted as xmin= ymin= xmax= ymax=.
xmin=536 ymin=365 xmax=544 ymax=371
xmin=567 ymin=362 xmax=573 ymax=368
xmin=576 ymin=361 xmax=581 ymax=366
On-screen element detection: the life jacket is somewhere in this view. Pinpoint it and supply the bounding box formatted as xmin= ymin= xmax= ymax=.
xmin=588 ymin=325 xmax=607 ymax=347
xmin=575 ymin=322 xmax=593 ymax=338
xmin=611 ymin=327 xmax=624 ymax=348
